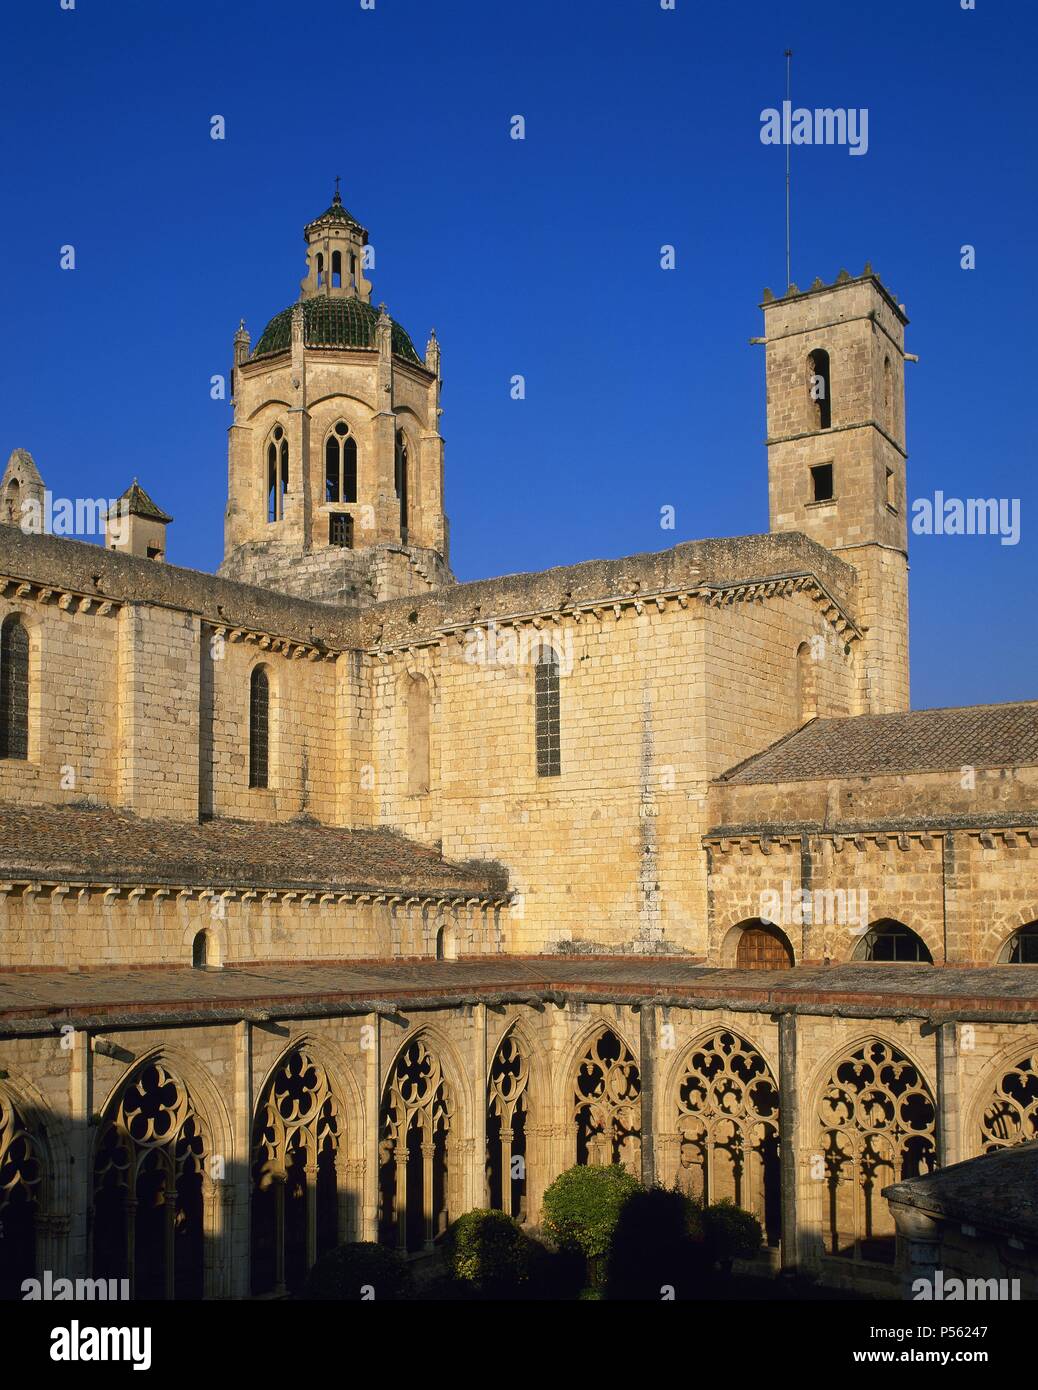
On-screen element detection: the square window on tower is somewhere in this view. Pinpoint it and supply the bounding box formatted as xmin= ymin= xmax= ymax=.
xmin=810 ymin=463 xmax=834 ymax=502
xmin=329 ymin=512 xmax=353 ymax=548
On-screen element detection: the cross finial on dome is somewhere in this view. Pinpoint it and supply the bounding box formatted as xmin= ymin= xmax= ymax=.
xmin=333 ymin=175 xmax=342 ymax=205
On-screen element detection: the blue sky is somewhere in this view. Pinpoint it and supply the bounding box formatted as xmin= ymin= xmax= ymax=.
xmin=1 ymin=0 xmax=1034 ymax=709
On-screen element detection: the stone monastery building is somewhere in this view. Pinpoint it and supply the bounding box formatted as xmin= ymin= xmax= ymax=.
xmin=0 ymin=190 xmax=1036 ymax=1301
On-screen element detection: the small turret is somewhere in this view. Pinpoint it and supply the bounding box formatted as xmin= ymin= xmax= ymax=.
xmin=105 ymin=480 xmax=172 ymax=560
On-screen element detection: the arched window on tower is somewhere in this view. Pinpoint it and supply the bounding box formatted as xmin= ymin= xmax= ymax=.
xmin=316 ymin=253 xmax=324 ymax=288
xmin=883 ymin=354 xmax=896 ymax=437
xmin=807 ymin=348 xmax=831 ymax=430
xmin=249 ymin=665 xmax=270 ymax=789
xmin=535 ymin=644 xmax=561 ymax=777
xmin=349 ymin=251 xmax=357 ymax=289
xmin=331 ymin=250 xmax=342 ymax=289
xmin=407 ymin=674 xmax=430 ymax=796
xmin=394 ymin=431 xmax=409 ymax=543
xmin=324 ymin=421 xmax=357 ymax=505
xmin=4 ymin=477 xmax=20 ymax=525
xmin=795 ymin=640 xmax=817 ymax=724
xmin=0 ymin=614 xmax=30 ymax=760
xmin=267 ymin=426 xmax=288 ymax=523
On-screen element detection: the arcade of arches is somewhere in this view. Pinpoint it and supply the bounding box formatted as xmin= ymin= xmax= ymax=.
xmin=3 ymin=1002 xmax=1037 ymax=1299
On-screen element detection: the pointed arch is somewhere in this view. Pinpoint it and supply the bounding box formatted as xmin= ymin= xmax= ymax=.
xmin=0 ymin=1079 xmax=50 ymax=1298
xmin=571 ymin=1024 xmax=641 ymax=1171
xmin=664 ymin=1027 xmax=781 ymax=1245
xmin=91 ymin=1051 xmax=230 ymax=1300
xmin=378 ymin=1028 xmax=462 ymax=1251
xmin=250 ymin=1038 xmax=360 ymax=1295
xmin=265 ymin=423 xmax=289 ymax=523
xmin=486 ymin=1026 xmax=531 ymax=1219
xmin=810 ymin=1035 xmax=936 ymax=1264
xmin=0 ymin=613 xmax=30 ymax=760
xmin=970 ymin=1038 xmax=1038 ymax=1155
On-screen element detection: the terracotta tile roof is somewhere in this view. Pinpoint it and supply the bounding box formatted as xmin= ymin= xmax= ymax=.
xmin=719 ymin=702 xmax=1038 ymax=785
xmin=0 ymin=803 xmax=506 ymax=897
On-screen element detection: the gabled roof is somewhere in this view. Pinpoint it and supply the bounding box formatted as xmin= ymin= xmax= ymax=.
xmin=112 ymin=480 xmax=172 ymax=524
xmin=718 ymin=702 xmax=1038 ymax=785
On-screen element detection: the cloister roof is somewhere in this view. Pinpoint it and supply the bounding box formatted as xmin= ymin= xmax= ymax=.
xmin=2 ymin=958 xmax=1037 ymax=1036
xmin=0 ymin=803 xmax=506 ymax=899
xmin=719 ymin=701 xmax=1038 ymax=785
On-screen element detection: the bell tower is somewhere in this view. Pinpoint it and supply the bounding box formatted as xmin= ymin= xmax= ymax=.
xmin=220 ymin=187 xmax=451 ymax=607
xmin=762 ymin=268 xmax=910 ymax=712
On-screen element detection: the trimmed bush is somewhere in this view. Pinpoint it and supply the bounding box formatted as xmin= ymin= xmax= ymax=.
xmin=303 ymin=1241 xmax=411 ymax=1301
xmin=702 ymin=1199 xmax=764 ymax=1271
xmin=443 ymin=1209 xmax=532 ymax=1293
xmin=541 ymin=1164 xmax=641 ymax=1281
xmin=604 ymin=1185 xmax=707 ymax=1300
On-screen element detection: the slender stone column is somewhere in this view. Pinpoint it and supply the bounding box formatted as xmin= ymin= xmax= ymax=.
xmin=230 ymin=1020 xmax=252 ymax=1297
xmin=362 ymin=1012 xmax=381 ymax=1242
xmin=471 ymin=1004 xmax=488 ymax=1211
xmin=638 ymin=1003 xmax=656 ymax=1188
xmin=68 ymin=1029 xmax=92 ymax=1280
xmin=778 ymin=1011 xmax=799 ymax=1272
xmin=936 ymin=1022 xmax=961 ymax=1168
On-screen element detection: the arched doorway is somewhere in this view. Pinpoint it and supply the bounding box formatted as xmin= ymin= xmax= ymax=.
xmin=734 ymin=920 xmax=795 ymax=970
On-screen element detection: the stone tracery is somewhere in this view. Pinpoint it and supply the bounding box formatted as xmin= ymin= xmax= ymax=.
xmin=251 ymin=1046 xmax=343 ymax=1295
xmin=0 ymin=1088 xmax=44 ymax=1299
xmin=92 ymin=1060 xmax=209 ymax=1299
xmin=978 ymin=1046 xmax=1038 ymax=1151
xmin=379 ymin=1035 xmax=454 ymax=1251
xmin=673 ymin=1029 xmax=781 ymax=1244
xmin=817 ymin=1039 xmax=936 ymax=1263
xmin=487 ymin=1031 xmax=529 ymax=1218
xmin=574 ymin=1028 xmax=641 ymax=1170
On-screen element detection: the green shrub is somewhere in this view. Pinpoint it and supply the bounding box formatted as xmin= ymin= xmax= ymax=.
xmin=604 ymin=1185 xmax=707 ymax=1300
xmin=702 ymin=1199 xmax=763 ymax=1270
xmin=443 ymin=1209 xmax=532 ymax=1293
xmin=541 ymin=1164 xmax=642 ymax=1275
xmin=303 ymin=1241 xmax=411 ymax=1301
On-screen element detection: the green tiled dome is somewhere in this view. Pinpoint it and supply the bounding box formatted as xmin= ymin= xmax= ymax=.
xmin=251 ymin=298 xmax=423 ymax=366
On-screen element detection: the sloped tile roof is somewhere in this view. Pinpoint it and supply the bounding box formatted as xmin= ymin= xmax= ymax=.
xmin=112 ymin=480 xmax=172 ymax=524
xmin=0 ymin=803 xmax=505 ymax=897
xmin=719 ymin=702 xmax=1038 ymax=785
